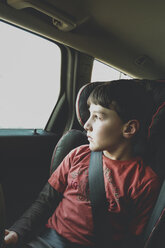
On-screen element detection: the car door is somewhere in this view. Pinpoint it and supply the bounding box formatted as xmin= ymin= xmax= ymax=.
xmin=0 ymin=20 xmax=93 ymax=228
xmin=0 ymin=20 xmax=62 ymax=227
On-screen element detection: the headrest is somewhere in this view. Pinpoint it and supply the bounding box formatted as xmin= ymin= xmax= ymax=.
xmin=146 ymin=80 xmax=165 ymax=138
xmin=76 ymin=79 xmax=165 ymax=138
xmin=76 ymin=82 xmax=102 ymax=127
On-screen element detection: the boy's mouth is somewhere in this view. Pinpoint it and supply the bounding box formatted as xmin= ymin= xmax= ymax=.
xmin=87 ymin=135 xmax=93 ymax=141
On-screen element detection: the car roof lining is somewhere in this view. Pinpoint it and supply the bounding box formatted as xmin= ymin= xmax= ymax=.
xmin=1 ymin=0 xmax=165 ymax=79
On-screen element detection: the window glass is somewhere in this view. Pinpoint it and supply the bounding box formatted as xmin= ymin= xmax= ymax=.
xmin=91 ymin=59 xmax=132 ymax=82
xmin=0 ymin=21 xmax=61 ymax=129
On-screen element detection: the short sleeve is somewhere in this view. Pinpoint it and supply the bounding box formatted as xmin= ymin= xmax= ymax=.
xmin=129 ymin=176 xmax=160 ymax=236
xmin=48 ymin=145 xmax=90 ymax=194
xmin=48 ymin=152 xmax=72 ymax=194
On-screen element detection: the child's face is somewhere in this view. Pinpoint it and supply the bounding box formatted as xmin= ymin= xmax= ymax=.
xmin=84 ymin=103 xmax=125 ymax=154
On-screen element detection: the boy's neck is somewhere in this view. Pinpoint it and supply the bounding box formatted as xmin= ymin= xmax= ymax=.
xmin=103 ymin=143 xmax=133 ymax=161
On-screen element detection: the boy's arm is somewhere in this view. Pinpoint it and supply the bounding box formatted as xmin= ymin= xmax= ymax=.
xmin=6 ymin=149 xmax=73 ymax=246
xmin=8 ymin=182 xmax=62 ymax=245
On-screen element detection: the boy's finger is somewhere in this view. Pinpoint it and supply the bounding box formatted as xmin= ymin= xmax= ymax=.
xmin=4 ymin=231 xmax=18 ymax=245
xmin=4 ymin=229 xmax=9 ymax=235
xmin=4 ymin=233 xmax=14 ymax=244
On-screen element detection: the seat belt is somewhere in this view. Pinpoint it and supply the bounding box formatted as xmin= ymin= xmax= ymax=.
xmin=89 ymin=151 xmax=112 ymax=248
xmin=143 ymin=179 xmax=165 ymax=247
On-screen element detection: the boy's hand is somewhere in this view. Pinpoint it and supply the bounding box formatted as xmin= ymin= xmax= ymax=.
xmin=4 ymin=229 xmax=18 ymax=246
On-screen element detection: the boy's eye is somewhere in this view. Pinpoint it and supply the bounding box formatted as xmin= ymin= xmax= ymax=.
xmin=94 ymin=114 xmax=102 ymax=120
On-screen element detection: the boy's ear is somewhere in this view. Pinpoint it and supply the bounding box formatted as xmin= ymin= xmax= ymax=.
xmin=123 ymin=120 xmax=140 ymax=139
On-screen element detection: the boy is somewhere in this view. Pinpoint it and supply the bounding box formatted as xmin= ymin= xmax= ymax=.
xmin=4 ymin=80 xmax=160 ymax=248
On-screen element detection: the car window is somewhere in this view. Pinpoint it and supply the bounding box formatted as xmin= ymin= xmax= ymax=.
xmin=91 ymin=59 xmax=132 ymax=82
xmin=0 ymin=21 xmax=61 ymax=129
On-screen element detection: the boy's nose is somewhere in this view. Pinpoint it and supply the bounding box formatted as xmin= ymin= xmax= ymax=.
xmin=84 ymin=118 xmax=92 ymax=131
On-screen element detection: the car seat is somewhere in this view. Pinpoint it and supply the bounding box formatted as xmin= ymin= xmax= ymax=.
xmin=50 ymin=80 xmax=165 ymax=248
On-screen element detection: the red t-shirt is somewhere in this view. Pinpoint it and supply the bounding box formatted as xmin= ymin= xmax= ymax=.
xmin=47 ymin=145 xmax=160 ymax=247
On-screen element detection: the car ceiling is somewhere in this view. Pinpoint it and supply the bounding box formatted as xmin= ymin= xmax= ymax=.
xmin=1 ymin=0 xmax=165 ymax=79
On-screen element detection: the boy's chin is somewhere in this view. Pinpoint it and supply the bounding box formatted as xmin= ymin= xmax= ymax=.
xmin=89 ymin=144 xmax=102 ymax=152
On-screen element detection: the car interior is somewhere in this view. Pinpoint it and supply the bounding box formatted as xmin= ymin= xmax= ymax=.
xmin=0 ymin=0 xmax=165 ymax=247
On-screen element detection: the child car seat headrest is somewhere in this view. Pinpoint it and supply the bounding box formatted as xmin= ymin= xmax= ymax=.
xmin=146 ymin=80 xmax=165 ymax=138
xmin=76 ymin=82 xmax=102 ymax=127
xmin=75 ymin=80 xmax=153 ymax=156
xmin=76 ymin=79 xmax=165 ymax=136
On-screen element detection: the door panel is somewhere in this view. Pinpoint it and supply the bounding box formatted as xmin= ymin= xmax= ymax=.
xmin=0 ymin=129 xmax=60 ymax=227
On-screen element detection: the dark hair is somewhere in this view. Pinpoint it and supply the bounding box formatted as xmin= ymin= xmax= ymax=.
xmin=88 ymin=79 xmax=152 ymax=127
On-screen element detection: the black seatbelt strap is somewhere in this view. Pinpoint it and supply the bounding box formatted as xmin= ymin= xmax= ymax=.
xmin=89 ymin=151 xmax=112 ymax=248
xmin=143 ymin=179 xmax=165 ymax=247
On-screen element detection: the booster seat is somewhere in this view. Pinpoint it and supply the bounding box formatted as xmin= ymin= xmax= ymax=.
xmin=50 ymin=79 xmax=165 ymax=248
